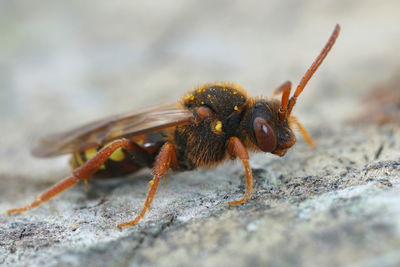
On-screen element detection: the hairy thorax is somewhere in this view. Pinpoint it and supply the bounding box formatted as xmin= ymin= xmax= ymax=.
xmin=170 ymin=82 xmax=249 ymax=170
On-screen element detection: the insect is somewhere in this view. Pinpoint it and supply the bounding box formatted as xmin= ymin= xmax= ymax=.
xmin=8 ymin=24 xmax=340 ymax=229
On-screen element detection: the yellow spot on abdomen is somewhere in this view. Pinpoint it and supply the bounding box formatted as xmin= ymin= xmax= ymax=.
xmin=74 ymin=152 xmax=84 ymax=166
xmin=84 ymin=147 xmax=106 ymax=170
xmin=109 ymin=148 xmax=125 ymax=162
xmin=85 ymin=147 xmax=97 ymax=160
xmin=234 ymin=106 xmax=238 ymax=111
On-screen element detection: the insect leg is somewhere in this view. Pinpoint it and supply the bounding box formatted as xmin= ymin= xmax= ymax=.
xmin=7 ymin=138 xmax=136 ymax=215
xmin=117 ymin=142 xmax=178 ymax=229
xmin=288 ymin=116 xmax=315 ymax=148
xmin=227 ymin=137 xmax=254 ymax=206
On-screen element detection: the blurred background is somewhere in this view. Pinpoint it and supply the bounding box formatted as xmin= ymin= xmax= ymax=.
xmin=0 ymin=0 xmax=398 ymax=185
xmin=1 ymin=1 xmax=400 ymax=266
xmin=1 ymin=0 xmax=399 ymax=174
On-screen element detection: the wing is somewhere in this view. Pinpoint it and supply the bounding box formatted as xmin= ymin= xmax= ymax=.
xmin=32 ymin=103 xmax=194 ymax=157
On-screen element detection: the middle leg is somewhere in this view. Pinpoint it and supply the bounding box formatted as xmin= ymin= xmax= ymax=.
xmin=117 ymin=142 xmax=178 ymax=229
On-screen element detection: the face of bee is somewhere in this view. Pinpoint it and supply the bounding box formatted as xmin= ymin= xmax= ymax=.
xmin=271 ymin=125 xmax=296 ymax=157
xmin=247 ymin=99 xmax=296 ymax=157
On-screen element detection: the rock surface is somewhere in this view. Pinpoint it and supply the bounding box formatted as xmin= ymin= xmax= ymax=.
xmin=1 ymin=1 xmax=400 ymax=266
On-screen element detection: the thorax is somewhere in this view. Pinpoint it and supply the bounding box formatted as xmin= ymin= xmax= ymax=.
xmin=171 ymin=83 xmax=249 ymax=169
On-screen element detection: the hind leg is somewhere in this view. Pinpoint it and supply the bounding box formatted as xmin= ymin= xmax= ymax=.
xmin=8 ymin=139 xmax=137 ymax=215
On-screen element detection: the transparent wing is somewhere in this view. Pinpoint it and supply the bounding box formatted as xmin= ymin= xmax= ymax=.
xmin=32 ymin=104 xmax=194 ymax=157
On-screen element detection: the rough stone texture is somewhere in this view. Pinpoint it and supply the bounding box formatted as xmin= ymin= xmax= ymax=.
xmin=1 ymin=1 xmax=400 ymax=266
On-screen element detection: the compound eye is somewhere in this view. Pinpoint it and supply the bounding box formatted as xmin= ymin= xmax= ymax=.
xmin=253 ymin=117 xmax=277 ymax=152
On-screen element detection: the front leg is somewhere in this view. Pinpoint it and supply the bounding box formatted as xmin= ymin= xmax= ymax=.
xmin=227 ymin=137 xmax=254 ymax=206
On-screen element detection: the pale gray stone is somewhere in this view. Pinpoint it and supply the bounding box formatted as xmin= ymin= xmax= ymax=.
xmin=1 ymin=1 xmax=400 ymax=267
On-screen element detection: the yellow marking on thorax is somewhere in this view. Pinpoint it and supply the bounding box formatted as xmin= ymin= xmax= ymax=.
xmin=234 ymin=105 xmax=238 ymax=111
xmin=215 ymin=120 xmax=222 ymax=132
xmin=184 ymin=94 xmax=195 ymax=104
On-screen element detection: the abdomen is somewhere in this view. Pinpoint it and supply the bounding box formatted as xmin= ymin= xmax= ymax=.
xmin=70 ymin=133 xmax=165 ymax=179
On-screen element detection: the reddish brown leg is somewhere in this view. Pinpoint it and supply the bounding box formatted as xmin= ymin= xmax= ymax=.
xmin=227 ymin=137 xmax=254 ymax=206
xmin=288 ymin=116 xmax=315 ymax=148
xmin=7 ymin=139 xmax=136 ymax=215
xmin=117 ymin=142 xmax=178 ymax=229
xmin=273 ymin=81 xmax=292 ymax=122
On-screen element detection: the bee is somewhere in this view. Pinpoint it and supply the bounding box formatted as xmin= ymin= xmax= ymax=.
xmin=8 ymin=25 xmax=340 ymax=229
